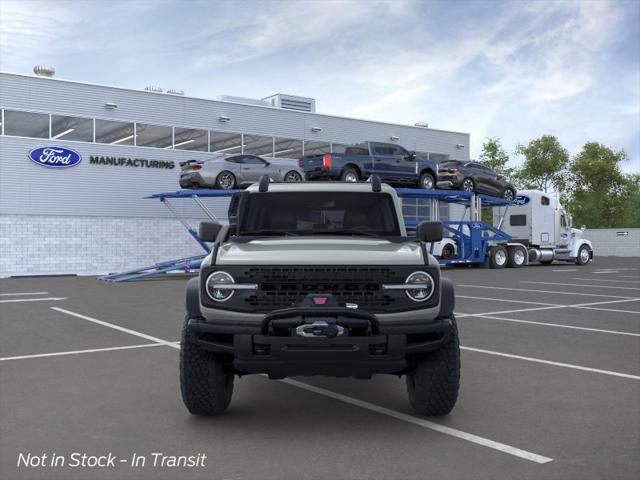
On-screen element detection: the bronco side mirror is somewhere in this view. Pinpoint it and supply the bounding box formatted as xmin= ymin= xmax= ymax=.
xmin=416 ymin=221 xmax=443 ymax=242
xmin=199 ymin=221 xmax=222 ymax=242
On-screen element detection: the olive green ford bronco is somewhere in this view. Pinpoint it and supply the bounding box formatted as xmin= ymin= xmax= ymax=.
xmin=181 ymin=176 xmax=460 ymax=416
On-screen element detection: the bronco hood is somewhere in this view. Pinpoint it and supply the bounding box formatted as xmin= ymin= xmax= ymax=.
xmin=215 ymin=237 xmax=424 ymax=265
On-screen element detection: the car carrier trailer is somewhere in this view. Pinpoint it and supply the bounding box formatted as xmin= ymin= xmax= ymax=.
xmin=100 ymin=185 xmax=593 ymax=282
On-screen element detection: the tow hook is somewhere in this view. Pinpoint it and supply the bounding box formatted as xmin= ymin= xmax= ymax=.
xmin=296 ymin=320 xmax=345 ymax=338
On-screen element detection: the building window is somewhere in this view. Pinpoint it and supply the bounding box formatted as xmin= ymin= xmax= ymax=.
xmin=244 ymin=134 xmax=274 ymax=156
xmin=273 ymin=137 xmax=303 ymax=159
xmin=135 ymin=123 xmax=173 ymax=148
xmin=210 ymin=131 xmax=243 ymax=154
xmin=95 ymin=119 xmax=135 ymax=145
xmin=3 ymin=110 xmax=49 ymax=138
xmin=303 ymin=141 xmax=331 ymax=156
xmin=51 ymin=114 xmax=93 ymax=142
xmin=173 ymin=127 xmax=208 ymax=151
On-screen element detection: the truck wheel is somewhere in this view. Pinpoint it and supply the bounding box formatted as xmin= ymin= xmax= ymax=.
xmin=406 ymin=316 xmax=460 ymax=416
xmin=507 ymin=246 xmax=526 ymax=268
xmin=341 ymin=168 xmax=359 ymax=182
xmin=180 ymin=317 xmax=234 ymax=415
xmin=489 ymin=245 xmax=508 ymax=269
xmin=419 ymin=172 xmax=435 ymax=190
xmin=576 ymin=245 xmax=591 ymax=265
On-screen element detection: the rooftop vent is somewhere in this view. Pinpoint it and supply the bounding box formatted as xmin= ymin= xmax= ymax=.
xmin=262 ymin=94 xmax=316 ymax=113
xmin=167 ymin=88 xmax=185 ymax=96
xmin=144 ymin=85 xmax=163 ymax=93
xmin=216 ymin=95 xmax=270 ymax=107
xmin=33 ymin=65 xmax=55 ymax=77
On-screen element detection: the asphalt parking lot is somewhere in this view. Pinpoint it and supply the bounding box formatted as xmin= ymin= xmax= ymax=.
xmin=1 ymin=257 xmax=639 ymax=480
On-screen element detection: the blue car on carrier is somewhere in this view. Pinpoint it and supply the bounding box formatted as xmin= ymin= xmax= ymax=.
xmin=298 ymin=141 xmax=439 ymax=189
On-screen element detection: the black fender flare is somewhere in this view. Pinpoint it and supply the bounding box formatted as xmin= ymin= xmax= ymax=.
xmin=438 ymin=277 xmax=455 ymax=318
xmin=185 ymin=276 xmax=203 ymax=319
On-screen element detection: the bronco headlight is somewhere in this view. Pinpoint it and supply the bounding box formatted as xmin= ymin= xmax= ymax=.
xmin=206 ymin=271 xmax=235 ymax=302
xmin=383 ymin=271 xmax=435 ymax=302
xmin=405 ymin=271 xmax=435 ymax=302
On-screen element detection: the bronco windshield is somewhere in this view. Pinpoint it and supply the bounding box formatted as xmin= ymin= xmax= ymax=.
xmin=237 ymin=192 xmax=401 ymax=237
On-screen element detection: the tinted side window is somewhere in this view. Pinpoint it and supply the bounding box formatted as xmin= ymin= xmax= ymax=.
xmin=541 ymin=196 xmax=550 ymax=205
xmin=242 ymin=155 xmax=266 ymax=165
xmin=374 ymin=145 xmax=394 ymax=155
xmin=226 ymin=156 xmax=243 ymax=164
xmin=510 ymin=215 xmax=527 ymax=226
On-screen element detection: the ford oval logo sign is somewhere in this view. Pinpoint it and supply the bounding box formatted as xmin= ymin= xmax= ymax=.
xmin=28 ymin=146 xmax=82 ymax=168
xmin=514 ymin=195 xmax=530 ymax=206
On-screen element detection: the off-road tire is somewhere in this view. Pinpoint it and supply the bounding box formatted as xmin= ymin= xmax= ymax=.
xmin=406 ymin=316 xmax=460 ymax=416
xmin=180 ymin=317 xmax=234 ymax=415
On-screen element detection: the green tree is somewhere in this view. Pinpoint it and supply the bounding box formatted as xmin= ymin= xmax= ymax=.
xmin=515 ymin=135 xmax=569 ymax=193
xmin=479 ymin=137 xmax=514 ymax=177
xmin=566 ymin=142 xmax=629 ymax=228
xmin=619 ymin=174 xmax=640 ymax=227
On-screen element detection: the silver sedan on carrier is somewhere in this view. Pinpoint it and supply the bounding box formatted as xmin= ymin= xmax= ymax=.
xmin=179 ymin=154 xmax=305 ymax=189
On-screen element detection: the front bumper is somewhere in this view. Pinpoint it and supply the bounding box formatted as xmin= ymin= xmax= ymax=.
xmin=187 ymin=306 xmax=453 ymax=378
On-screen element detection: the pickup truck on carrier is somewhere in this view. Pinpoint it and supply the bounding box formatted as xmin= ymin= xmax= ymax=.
xmin=298 ymin=141 xmax=439 ymax=189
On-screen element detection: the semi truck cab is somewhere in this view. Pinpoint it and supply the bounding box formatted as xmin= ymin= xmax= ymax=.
xmin=496 ymin=190 xmax=593 ymax=265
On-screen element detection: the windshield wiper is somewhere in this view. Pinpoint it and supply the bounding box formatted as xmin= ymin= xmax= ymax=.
xmin=239 ymin=229 xmax=300 ymax=237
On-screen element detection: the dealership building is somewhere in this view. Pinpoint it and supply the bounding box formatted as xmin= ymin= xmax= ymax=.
xmin=0 ymin=69 xmax=470 ymax=277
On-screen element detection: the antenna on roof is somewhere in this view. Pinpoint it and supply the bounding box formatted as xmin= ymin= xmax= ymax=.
xmin=258 ymin=175 xmax=270 ymax=192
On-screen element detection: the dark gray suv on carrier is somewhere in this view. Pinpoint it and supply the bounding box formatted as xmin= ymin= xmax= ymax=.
xmin=180 ymin=176 xmax=460 ymax=416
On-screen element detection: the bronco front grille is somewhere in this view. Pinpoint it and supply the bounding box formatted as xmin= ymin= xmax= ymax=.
xmin=242 ymin=267 xmax=395 ymax=311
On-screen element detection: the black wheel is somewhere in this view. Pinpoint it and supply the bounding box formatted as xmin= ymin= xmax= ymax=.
xmin=441 ymin=243 xmax=455 ymax=259
xmin=406 ymin=315 xmax=460 ymax=416
xmin=489 ymin=245 xmax=508 ymax=269
xmin=507 ymin=246 xmax=526 ymax=268
xmin=418 ymin=172 xmax=435 ymax=190
xmin=502 ymin=188 xmax=515 ymax=201
xmin=341 ymin=168 xmax=359 ymax=182
xmin=576 ymin=244 xmax=591 ymax=265
xmin=216 ymin=171 xmax=236 ymax=189
xmin=461 ymin=178 xmax=475 ymax=192
xmin=180 ymin=317 xmax=234 ymax=415
xmin=284 ymin=170 xmax=303 ymax=182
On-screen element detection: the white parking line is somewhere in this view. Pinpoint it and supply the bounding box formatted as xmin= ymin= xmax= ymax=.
xmin=521 ymin=281 xmax=640 ymax=291
xmin=0 ymin=343 xmax=166 ymax=361
xmin=0 ymin=297 xmax=67 ymax=304
xmin=280 ymin=378 xmax=553 ymax=464
xmin=457 ymin=295 xmax=557 ymax=306
xmin=461 ymin=347 xmax=640 ymax=380
xmin=457 ymin=298 xmax=640 ymax=318
xmin=0 ymin=292 xmax=49 ymax=296
xmin=461 ymin=315 xmax=640 ymax=337
xmin=552 ymin=269 xmax=578 ymax=272
xmin=456 ymin=284 xmax=636 ymax=299
xmin=572 ymin=278 xmax=640 ymax=284
xmin=51 ymin=307 xmax=179 ymax=348
xmin=620 ymin=275 xmax=640 ymax=279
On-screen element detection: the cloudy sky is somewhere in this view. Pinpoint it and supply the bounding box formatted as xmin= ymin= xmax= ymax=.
xmin=1 ymin=0 xmax=638 ymax=172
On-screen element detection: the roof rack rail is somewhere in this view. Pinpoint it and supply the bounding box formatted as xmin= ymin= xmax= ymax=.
xmin=258 ymin=174 xmax=270 ymax=192
xmin=370 ymin=174 xmax=382 ymax=192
